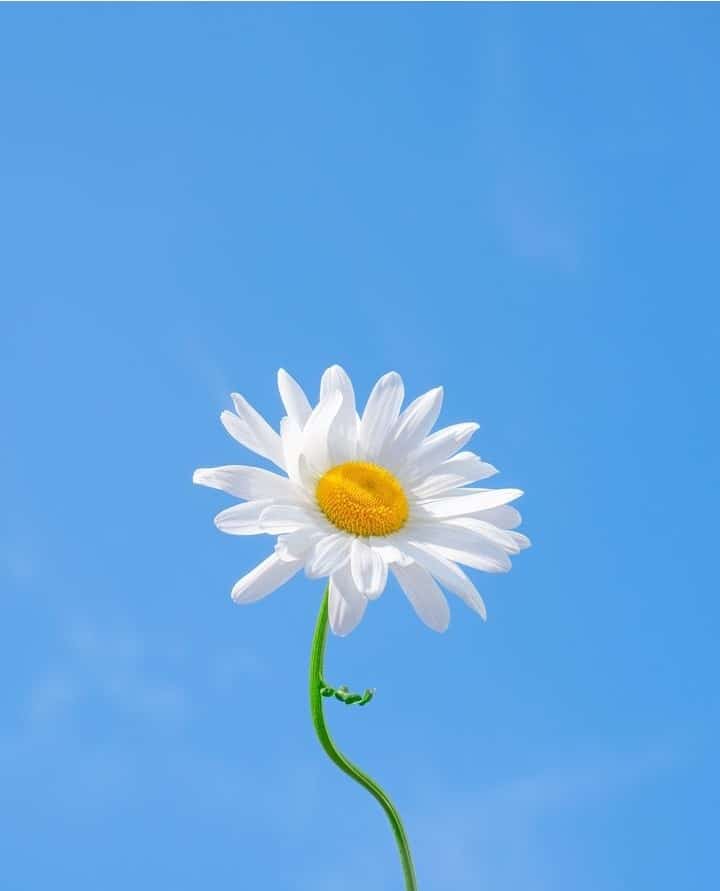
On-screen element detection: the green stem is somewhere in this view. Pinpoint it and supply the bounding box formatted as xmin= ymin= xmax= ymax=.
xmin=309 ymin=586 xmax=418 ymax=890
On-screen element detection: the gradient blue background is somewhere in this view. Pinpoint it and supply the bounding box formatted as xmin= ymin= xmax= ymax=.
xmin=2 ymin=5 xmax=718 ymax=890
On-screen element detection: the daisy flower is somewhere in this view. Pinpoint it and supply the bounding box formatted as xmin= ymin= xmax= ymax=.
xmin=193 ymin=365 xmax=529 ymax=636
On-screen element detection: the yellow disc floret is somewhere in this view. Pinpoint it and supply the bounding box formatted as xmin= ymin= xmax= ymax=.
xmin=316 ymin=461 xmax=409 ymax=537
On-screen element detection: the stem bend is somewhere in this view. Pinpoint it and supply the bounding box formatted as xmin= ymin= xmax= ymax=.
xmin=309 ymin=586 xmax=418 ymax=891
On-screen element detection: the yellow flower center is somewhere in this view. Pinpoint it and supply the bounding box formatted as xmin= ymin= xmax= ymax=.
xmin=316 ymin=461 xmax=409 ymax=537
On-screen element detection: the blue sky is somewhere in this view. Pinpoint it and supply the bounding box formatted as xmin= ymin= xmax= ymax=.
xmin=1 ymin=4 xmax=719 ymax=890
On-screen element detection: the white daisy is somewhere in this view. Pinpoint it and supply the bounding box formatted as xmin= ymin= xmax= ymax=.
xmin=193 ymin=366 xmax=530 ymax=636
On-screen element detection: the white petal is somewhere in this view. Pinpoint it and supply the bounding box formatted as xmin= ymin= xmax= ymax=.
xmin=359 ymin=372 xmax=404 ymax=461
xmin=419 ymin=488 xmax=524 ymax=518
xmin=214 ymin=500 xmax=274 ymax=535
xmin=442 ymin=451 xmax=498 ymax=479
xmin=328 ymin=564 xmax=368 ymax=636
xmin=275 ymin=527 xmax=324 ymax=562
xmin=320 ymin=364 xmax=354 ymax=404
xmin=398 ymin=541 xmax=487 ymax=619
xmin=367 ymin=541 xmax=406 ymax=564
xmin=472 ymin=505 xmax=523 ymax=529
xmin=231 ymin=552 xmax=302 ymax=604
xmin=297 ymin=453 xmax=320 ymax=494
xmin=405 ymin=423 xmax=479 ymax=482
xmin=192 ymin=465 xmax=298 ymax=501
xmin=410 ymin=474 xmax=472 ymax=499
xmin=277 ymin=368 xmax=312 ymax=429
xmin=408 ymin=522 xmax=511 ymax=572
xmin=445 ymin=517 xmax=531 ymax=554
xmin=260 ymin=503 xmax=314 ymax=534
xmin=391 ymin=561 xmax=450 ymax=632
xmin=305 ymin=533 xmax=352 ymax=579
xmin=381 ymin=386 xmax=443 ymax=467
xmin=430 ymin=498 xmax=524 ymax=528
xmin=301 ymin=390 xmax=343 ymax=474
xmin=221 ymin=393 xmax=285 ymax=470
xmin=320 ymin=365 xmax=358 ymax=465
xmin=410 ymin=452 xmax=498 ymax=498
xmin=280 ymin=416 xmax=304 ymax=483
xmin=350 ymin=539 xmax=388 ymax=599
xmin=505 ymin=530 xmax=531 ymax=550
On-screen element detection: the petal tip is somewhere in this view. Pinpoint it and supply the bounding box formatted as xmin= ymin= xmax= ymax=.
xmin=230 ymin=583 xmax=244 ymax=603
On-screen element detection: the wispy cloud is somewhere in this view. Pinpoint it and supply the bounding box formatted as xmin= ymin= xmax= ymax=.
xmin=411 ymin=743 xmax=676 ymax=890
xmin=210 ymin=643 xmax=266 ymax=695
xmin=24 ymin=618 xmax=190 ymax=731
xmin=25 ymin=671 xmax=78 ymax=725
xmin=494 ymin=177 xmax=581 ymax=272
xmin=1 ymin=612 xmax=272 ymax=819
xmin=1 ymin=532 xmax=41 ymax=586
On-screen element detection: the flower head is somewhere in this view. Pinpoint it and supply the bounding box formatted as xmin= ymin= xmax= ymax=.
xmin=194 ymin=366 xmax=530 ymax=636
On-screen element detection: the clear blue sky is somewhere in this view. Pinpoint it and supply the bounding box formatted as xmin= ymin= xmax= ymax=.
xmin=1 ymin=5 xmax=718 ymax=890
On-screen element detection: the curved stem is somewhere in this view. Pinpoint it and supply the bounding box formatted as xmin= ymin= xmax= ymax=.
xmin=309 ymin=587 xmax=418 ymax=890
